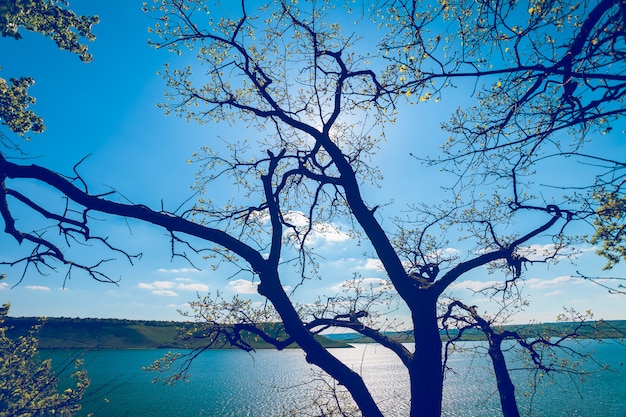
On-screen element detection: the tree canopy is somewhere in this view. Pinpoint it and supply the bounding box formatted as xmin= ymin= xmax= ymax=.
xmin=435 ymin=0 xmax=626 ymax=271
xmin=0 ymin=300 xmax=89 ymax=417
xmin=0 ymin=0 xmax=97 ymax=138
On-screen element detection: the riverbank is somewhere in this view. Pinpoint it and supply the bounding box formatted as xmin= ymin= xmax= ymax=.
xmin=4 ymin=316 xmax=350 ymax=349
xmin=5 ymin=316 xmax=624 ymax=349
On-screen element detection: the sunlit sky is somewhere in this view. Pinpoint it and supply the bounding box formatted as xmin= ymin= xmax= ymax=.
xmin=1 ymin=0 xmax=624 ymax=324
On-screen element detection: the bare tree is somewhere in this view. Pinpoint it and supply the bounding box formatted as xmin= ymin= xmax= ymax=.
xmin=423 ymin=0 xmax=626 ymax=269
xmin=442 ymin=297 xmax=606 ymax=417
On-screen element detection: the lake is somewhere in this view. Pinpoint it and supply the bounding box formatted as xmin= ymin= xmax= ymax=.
xmin=44 ymin=340 xmax=625 ymax=416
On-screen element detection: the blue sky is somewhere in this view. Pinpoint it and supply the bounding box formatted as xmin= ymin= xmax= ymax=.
xmin=0 ymin=0 xmax=624 ymax=324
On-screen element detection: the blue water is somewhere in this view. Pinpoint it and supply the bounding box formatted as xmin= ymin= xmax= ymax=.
xmin=44 ymin=340 xmax=626 ymax=416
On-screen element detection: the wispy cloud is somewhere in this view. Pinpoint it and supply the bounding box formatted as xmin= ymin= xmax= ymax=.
xmin=518 ymin=244 xmax=594 ymax=261
xmin=25 ymin=285 xmax=51 ymax=292
xmin=423 ymin=248 xmax=461 ymax=263
xmin=359 ymin=249 xmax=459 ymax=274
xmin=526 ymin=275 xmax=578 ymax=289
xmin=157 ymin=268 xmax=199 ymax=274
xmin=331 ymin=277 xmax=389 ymax=293
xmin=448 ymin=276 xmax=581 ymax=294
xmin=177 ymin=283 xmax=210 ymax=292
xmin=165 ymin=302 xmax=192 ymax=310
xmin=138 ymin=281 xmax=175 ymax=290
xmin=153 ymin=290 xmax=178 ymax=297
xmin=0 ymin=283 xmax=9 ymax=290
xmin=138 ymin=280 xmax=209 ymax=296
xmin=447 ymin=280 xmax=502 ymax=292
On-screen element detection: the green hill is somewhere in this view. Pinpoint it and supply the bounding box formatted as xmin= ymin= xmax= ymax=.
xmin=325 ymin=320 xmax=626 ymax=344
xmin=6 ymin=317 xmax=624 ymax=349
xmin=4 ymin=317 xmax=350 ymax=350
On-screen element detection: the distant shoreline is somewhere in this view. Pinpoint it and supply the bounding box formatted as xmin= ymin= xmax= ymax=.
xmin=327 ymin=319 xmax=626 ymax=344
xmin=5 ymin=316 xmax=625 ymax=350
xmin=4 ymin=316 xmax=351 ymax=350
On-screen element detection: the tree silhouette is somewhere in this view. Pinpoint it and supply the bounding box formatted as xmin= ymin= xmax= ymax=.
xmin=433 ymin=0 xmax=626 ymax=270
xmin=1 ymin=1 xmax=623 ymax=416
xmin=442 ymin=297 xmax=606 ymax=417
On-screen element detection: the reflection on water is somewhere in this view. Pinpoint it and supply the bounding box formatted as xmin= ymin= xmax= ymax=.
xmin=45 ymin=339 xmax=625 ymax=417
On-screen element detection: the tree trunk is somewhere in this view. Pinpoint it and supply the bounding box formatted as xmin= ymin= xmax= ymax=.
xmin=258 ymin=273 xmax=385 ymax=417
xmin=488 ymin=337 xmax=521 ymax=417
xmin=408 ymin=295 xmax=443 ymax=417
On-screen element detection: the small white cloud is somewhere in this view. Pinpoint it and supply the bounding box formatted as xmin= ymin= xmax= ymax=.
xmin=167 ymin=302 xmax=191 ymax=310
xmin=283 ymin=211 xmax=350 ymax=244
xmin=331 ymin=277 xmax=389 ymax=293
xmin=157 ymin=268 xmax=199 ymax=274
xmin=518 ymin=244 xmax=590 ymax=261
xmin=177 ymin=283 xmax=209 ymax=292
xmin=314 ymin=222 xmax=350 ymax=243
xmin=139 ymin=280 xmax=208 ymax=296
xmin=362 ymin=258 xmax=384 ymax=271
xmin=544 ymin=290 xmax=563 ymax=297
xmin=0 ymin=283 xmax=9 ymax=290
xmin=425 ymin=248 xmax=461 ymax=263
xmin=138 ymin=281 xmax=177 ymax=296
xmin=154 ymin=281 xmax=176 ymax=289
xmin=517 ymin=244 xmax=558 ymax=260
xmin=175 ymin=277 xmax=193 ymax=282
xmin=356 ymin=258 xmax=416 ymax=273
xmin=25 ymin=285 xmax=51 ymax=292
xmin=229 ymin=279 xmax=259 ymax=294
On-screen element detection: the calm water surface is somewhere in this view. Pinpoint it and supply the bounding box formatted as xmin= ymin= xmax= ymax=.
xmin=45 ymin=340 xmax=625 ymax=416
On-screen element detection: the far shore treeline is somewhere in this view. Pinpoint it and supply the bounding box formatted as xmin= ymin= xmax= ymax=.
xmin=4 ymin=316 xmax=625 ymax=350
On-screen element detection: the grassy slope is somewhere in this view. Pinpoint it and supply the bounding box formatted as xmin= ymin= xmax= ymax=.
xmin=4 ymin=317 xmax=350 ymax=349
xmin=5 ymin=317 xmax=624 ymax=349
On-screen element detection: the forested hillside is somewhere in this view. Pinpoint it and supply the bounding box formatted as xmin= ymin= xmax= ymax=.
xmin=4 ymin=317 xmax=350 ymax=349
xmin=326 ymin=320 xmax=626 ymax=343
xmin=6 ymin=316 xmax=623 ymax=349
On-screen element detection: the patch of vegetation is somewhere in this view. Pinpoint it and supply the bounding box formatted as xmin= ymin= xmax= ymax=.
xmin=1 ymin=306 xmax=89 ymax=416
